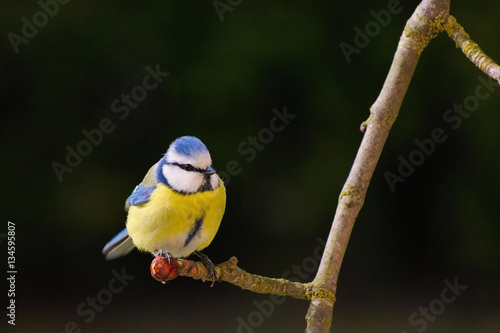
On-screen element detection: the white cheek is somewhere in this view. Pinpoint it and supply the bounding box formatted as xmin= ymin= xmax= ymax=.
xmin=162 ymin=164 xmax=203 ymax=193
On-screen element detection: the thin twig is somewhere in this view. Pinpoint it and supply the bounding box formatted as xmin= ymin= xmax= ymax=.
xmin=445 ymin=15 xmax=500 ymax=84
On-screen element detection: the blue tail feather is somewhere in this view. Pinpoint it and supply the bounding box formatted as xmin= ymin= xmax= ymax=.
xmin=102 ymin=228 xmax=136 ymax=260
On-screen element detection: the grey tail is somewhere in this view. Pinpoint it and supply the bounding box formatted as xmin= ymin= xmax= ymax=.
xmin=102 ymin=228 xmax=136 ymax=260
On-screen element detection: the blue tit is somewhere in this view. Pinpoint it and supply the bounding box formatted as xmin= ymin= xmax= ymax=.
xmin=103 ymin=136 xmax=226 ymax=283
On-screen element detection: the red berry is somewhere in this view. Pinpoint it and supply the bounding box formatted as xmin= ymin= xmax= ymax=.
xmin=150 ymin=256 xmax=179 ymax=283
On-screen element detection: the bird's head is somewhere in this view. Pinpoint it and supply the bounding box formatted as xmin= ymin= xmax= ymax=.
xmin=158 ymin=136 xmax=220 ymax=194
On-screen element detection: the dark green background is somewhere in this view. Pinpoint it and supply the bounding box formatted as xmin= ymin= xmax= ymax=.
xmin=2 ymin=1 xmax=499 ymax=332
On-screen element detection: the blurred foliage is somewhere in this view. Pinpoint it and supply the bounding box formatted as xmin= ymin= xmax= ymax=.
xmin=1 ymin=1 xmax=500 ymax=332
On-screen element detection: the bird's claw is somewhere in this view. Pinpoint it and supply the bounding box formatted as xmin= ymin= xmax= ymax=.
xmin=154 ymin=250 xmax=173 ymax=264
xmin=195 ymin=251 xmax=217 ymax=287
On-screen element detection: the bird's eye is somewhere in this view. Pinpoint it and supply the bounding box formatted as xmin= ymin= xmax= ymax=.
xmin=182 ymin=164 xmax=195 ymax=172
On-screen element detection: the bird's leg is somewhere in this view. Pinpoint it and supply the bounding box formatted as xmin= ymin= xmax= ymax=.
xmin=154 ymin=249 xmax=173 ymax=264
xmin=194 ymin=251 xmax=217 ymax=287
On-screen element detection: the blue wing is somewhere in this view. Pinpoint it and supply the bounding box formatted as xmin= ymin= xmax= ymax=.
xmin=124 ymin=162 xmax=159 ymax=212
xmin=125 ymin=185 xmax=156 ymax=211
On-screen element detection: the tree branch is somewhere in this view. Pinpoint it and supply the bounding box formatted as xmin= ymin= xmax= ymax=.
xmin=178 ymin=257 xmax=322 ymax=300
xmin=151 ymin=255 xmax=336 ymax=301
xmin=305 ymin=0 xmax=450 ymax=332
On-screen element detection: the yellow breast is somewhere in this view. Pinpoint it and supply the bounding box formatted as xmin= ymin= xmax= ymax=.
xmin=126 ymin=179 xmax=226 ymax=258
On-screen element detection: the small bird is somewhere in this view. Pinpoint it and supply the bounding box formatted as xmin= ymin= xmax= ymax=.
xmin=103 ymin=136 xmax=226 ymax=285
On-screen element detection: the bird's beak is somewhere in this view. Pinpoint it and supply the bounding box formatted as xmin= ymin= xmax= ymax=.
xmin=204 ymin=167 xmax=216 ymax=175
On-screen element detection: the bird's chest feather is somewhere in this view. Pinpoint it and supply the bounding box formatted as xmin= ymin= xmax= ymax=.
xmin=126 ymin=183 xmax=220 ymax=254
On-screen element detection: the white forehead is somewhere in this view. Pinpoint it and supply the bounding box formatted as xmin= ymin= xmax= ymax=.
xmin=165 ymin=149 xmax=212 ymax=167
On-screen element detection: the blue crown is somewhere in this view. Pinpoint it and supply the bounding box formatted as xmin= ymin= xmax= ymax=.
xmin=171 ymin=136 xmax=208 ymax=157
